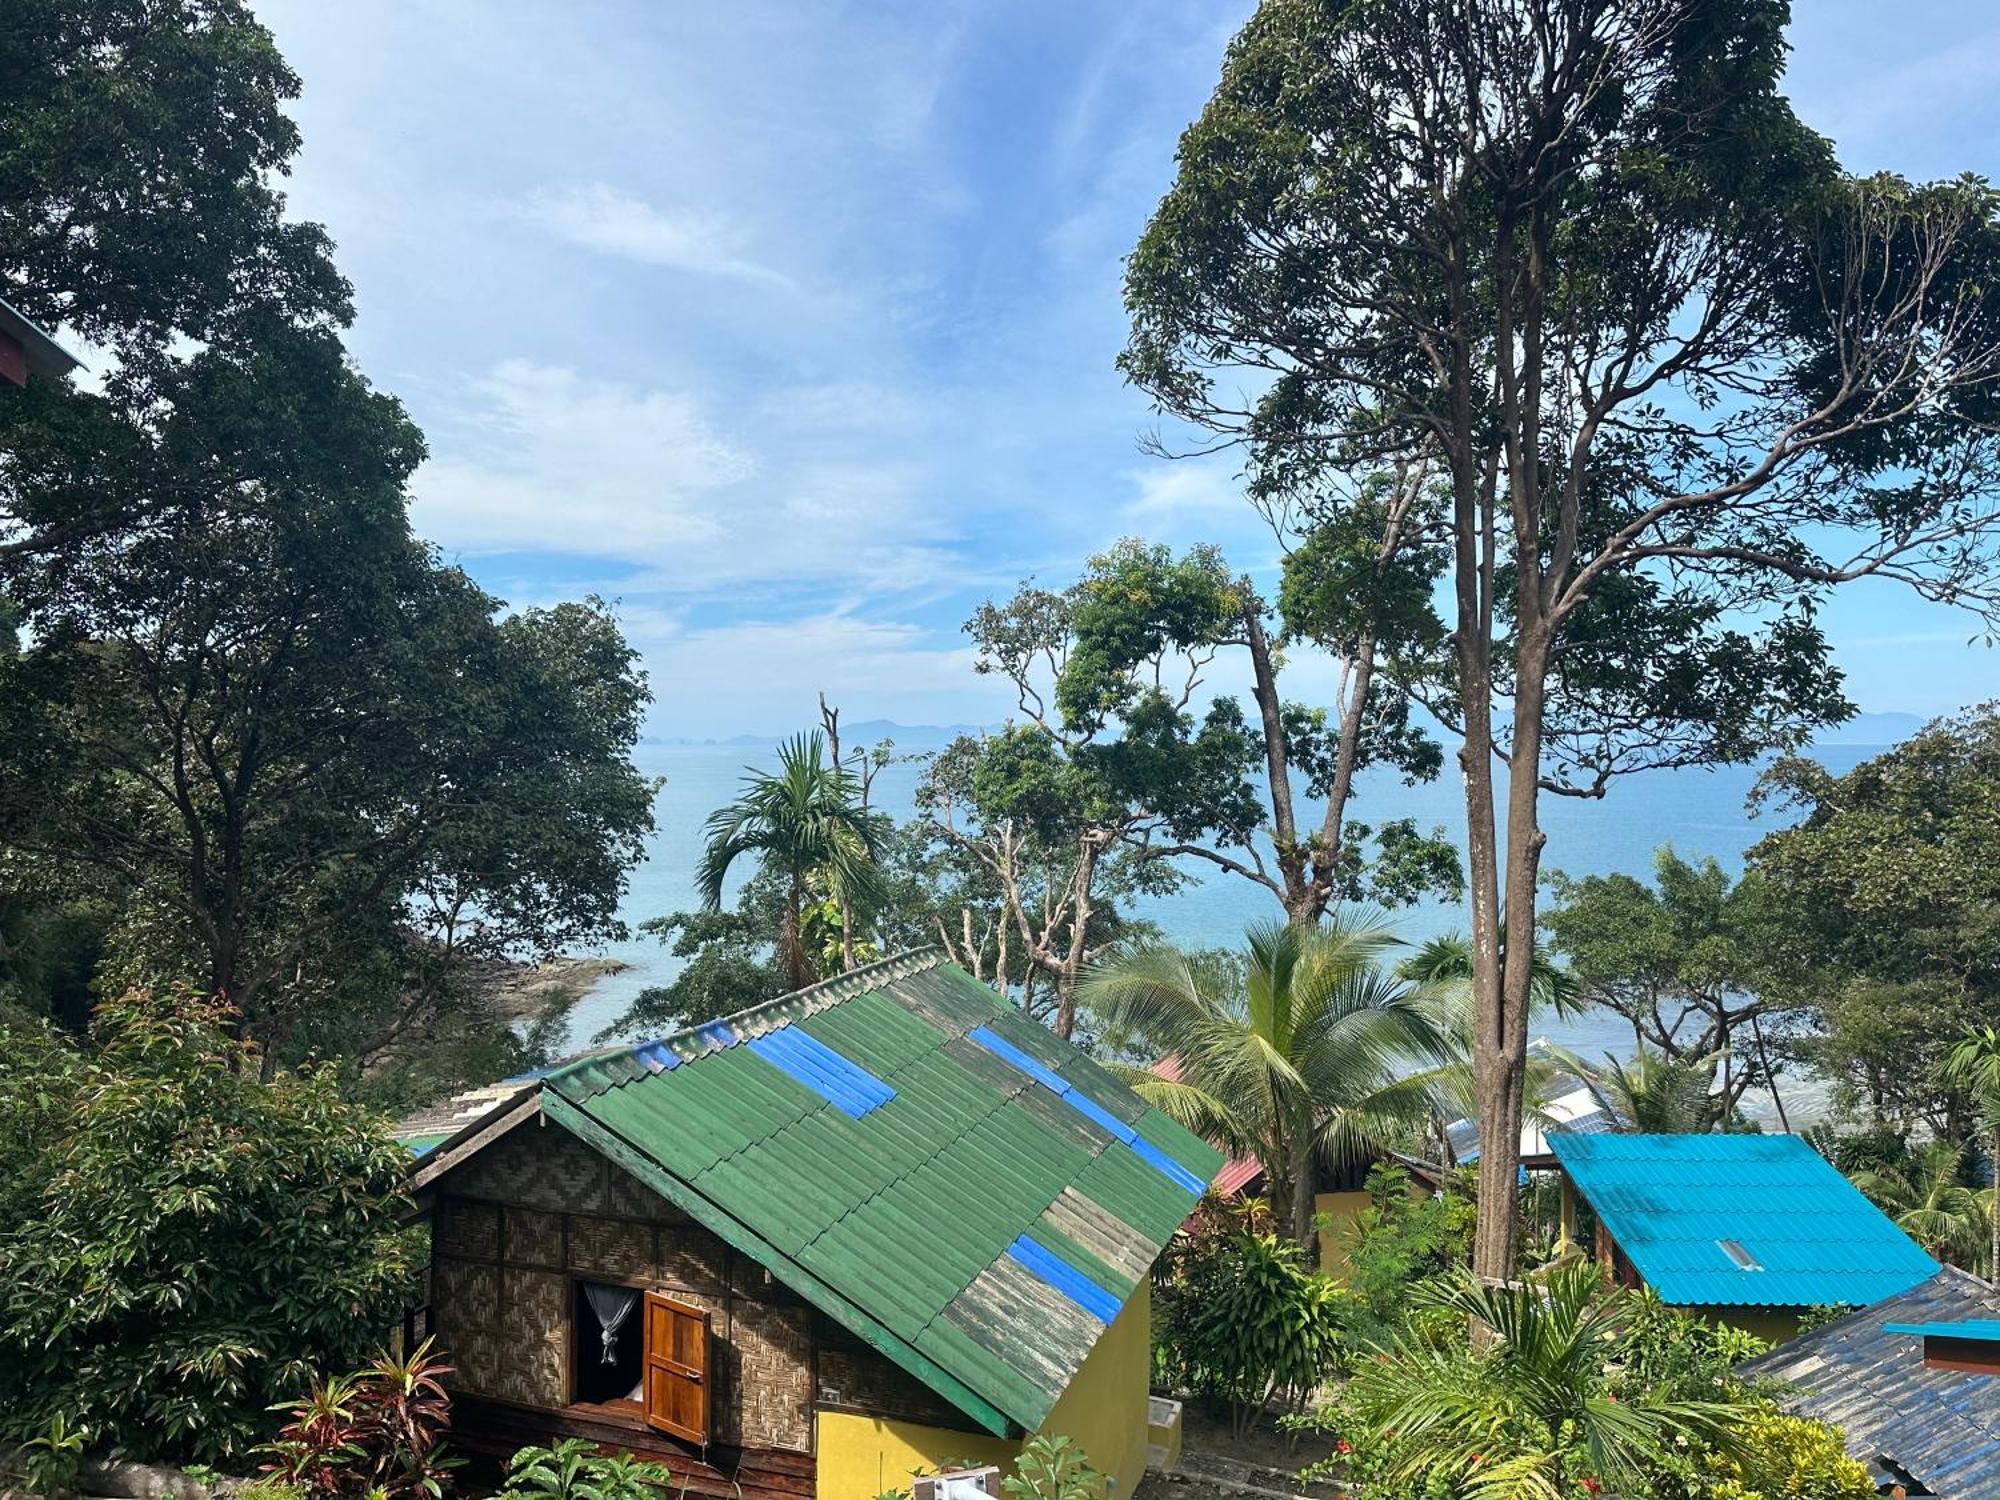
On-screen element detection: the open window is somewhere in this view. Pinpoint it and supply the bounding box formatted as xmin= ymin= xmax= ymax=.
xmin=573 ymin=1282 xmax=644 ymax=1406
xmin=642 ymin=1289 xmax=710 ymax=1444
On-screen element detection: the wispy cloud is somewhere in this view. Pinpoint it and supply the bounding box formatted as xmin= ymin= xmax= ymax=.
xmin=520 ymin=182 xmax=795 ymax=288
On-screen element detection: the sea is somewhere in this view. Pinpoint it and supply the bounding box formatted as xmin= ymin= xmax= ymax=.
xmin=559 ymin=736 xmax=1896 ymax=1069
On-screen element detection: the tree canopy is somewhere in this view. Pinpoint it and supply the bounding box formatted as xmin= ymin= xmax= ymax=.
xmin=1124 ymin=0 xmax=2000 ymax=1274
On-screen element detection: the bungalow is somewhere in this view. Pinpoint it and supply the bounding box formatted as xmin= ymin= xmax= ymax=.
xmin=394 ymin=950 xmax=1220 ymax=1500
xmin=1549 ymin=1132 xmax=1940 ymax=1343
xmin=0 ymin=294 xmax=81 ymax=387
xmin=1739 ymin=1266 xmax=2000 ymax=1496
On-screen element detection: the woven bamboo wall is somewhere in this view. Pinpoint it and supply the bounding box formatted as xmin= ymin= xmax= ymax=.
xmin=427 ymin=1121 xmax=958 ymax=1455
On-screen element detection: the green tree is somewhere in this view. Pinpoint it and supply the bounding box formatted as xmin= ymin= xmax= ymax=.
xmin=1751 ymin=708 xmax=2000 ymax=1140
xmin=1851 ymin=1140 xmax=1992 ymax=1276
xmin=1082 ymin=917 xmax=1445 ymax=1248
xmin=1546 ymin=849 xmax=1793 ymax=1125
xmin=0 ymin=990 xmax=419 ymax=1462
xmin=0 ymin=2 xmax=657 ymax=1080
xmin=1945 ymin=1026 xmax=2000 ymax=1284
xmin=697 ymin=732 xmax=890 ymax=993
xmin=1123 ymin=0 xmax=2000 ymax=1279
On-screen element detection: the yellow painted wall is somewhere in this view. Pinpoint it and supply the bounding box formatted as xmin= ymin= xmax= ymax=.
xmin=1036 ymin=1279 xmax=1152 ymax=1495
xmin=1689 ymin=1306 xmax=1801 ymax=1346
xmin=1314 ymin=1189 xmax=1372 ymax=1279
xmin=815 ymin=1282 xmax=1153 ymax=1499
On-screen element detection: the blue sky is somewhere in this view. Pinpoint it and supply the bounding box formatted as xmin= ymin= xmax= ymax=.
xmin=258 ymin=0 xmax=1997 ymax=739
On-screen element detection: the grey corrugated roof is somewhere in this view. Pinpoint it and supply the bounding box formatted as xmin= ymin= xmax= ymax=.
xmin=1739 ymin=1266 xmax=2000 ymax=1495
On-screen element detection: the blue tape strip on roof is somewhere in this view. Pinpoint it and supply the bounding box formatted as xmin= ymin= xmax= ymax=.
xmin=634 ymin=1041 xmax=680 ymax=1074
xmin=968 ymin=1026 xmax=1071 ymax=1094
xmin=1065 ymin=1090 xmax=1137 ymax=1144
xmin=970 ymin=1025 xmax=1201 ymax=1194
xmin=748 ymin=1027 xmax=896 ymax=1118
xmin=1006 ymin=1234 xmax=1122 ymax=1325
xmin=1130 ymin=1135 xmax=1209 ymax=1196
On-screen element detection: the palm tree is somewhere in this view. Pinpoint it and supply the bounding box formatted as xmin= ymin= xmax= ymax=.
xmin=1395 ymin=933 xmax=1578 ymax=1158
xmin=1853 ymin=1140 xmax=1993 ymax=1276
xmin=1080 ymin=915 xmax=1447 ymax=1250
xmin=696 ymin=732 xmax=890 ymax=991
xmin=1537 ymin=1041 xmax=1723 ymax=1134
xmin=1944 ymin=1026 xmax=2000 ymax=1283
xmin=1347 ymin=1264 xmax=1740 ymax=1499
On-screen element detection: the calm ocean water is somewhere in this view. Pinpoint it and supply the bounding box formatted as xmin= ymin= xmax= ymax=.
xmin=560 ymin=740 xmax=1885 ymax=1065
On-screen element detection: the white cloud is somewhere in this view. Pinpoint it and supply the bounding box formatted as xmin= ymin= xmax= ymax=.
xmin=520 ymin=182 xmax=795 ymax=289
xmin=412 ymin=359 xmax=749 ymax=557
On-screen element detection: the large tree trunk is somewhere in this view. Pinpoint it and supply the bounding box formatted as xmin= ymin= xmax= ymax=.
xmin=781 ymin=876 xmax=811 ymax=991
xmin=1290 ymin=1133 xmax=1319 ymax=1264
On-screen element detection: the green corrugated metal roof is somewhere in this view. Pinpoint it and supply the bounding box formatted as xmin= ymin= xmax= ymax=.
xmin=1551 ymin=1132 xmax=1939 ymax=1308
xmin=408 ymin=949 xmax=1218 ymax=1436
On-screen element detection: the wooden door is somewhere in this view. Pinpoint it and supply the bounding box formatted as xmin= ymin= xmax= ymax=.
xmin=642 ymin=1290 xmax=710 ymax=1443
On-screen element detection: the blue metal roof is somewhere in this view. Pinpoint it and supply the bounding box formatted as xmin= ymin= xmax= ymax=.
xmin=1550 ymin=1132 xmax=1939 ymax=1308
xmin=1884 ymin=1319 xmax=2000 ymax=1344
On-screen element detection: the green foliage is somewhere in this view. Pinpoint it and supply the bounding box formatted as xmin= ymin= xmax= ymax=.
xmin=1545 ymin=849 xmax=1795 ymax=1119
xmin=1155 ymin=1229 xmax=1344 ymax=1437
xmin=498 ymin=1437 xmax=674 ymax=1500
xmin=1335 ymin=1266 xmax=1743 ymax=1500
xmin=1850 ymin=1140 xmax=1993 ymax=1275
xmin=0 ymin=992 xmax=420 ymax=1463
xmin=1537 ymin=1041 xmax=1727 ymax=1135
xmin=1612 ymin=1293 xmax=1767 ymax=1404
xmin=1086 ymin=918 xmax=1446 ymax=1245
xmin=1337 ymin=1166 xmax=1475 ymax=1341
xmin=20 ymin=1413 xmax=89 ymax=1500
xmin=1751 ymin=707 xmax=2000 ymax=1138
xmin=1002 ymin=1435 xmax=1104 ymax=1500
xmin=1693 ymin=1410 xmax=1875 ymax=1500
xmin=696 ymin=731 xmax=890 ymax=992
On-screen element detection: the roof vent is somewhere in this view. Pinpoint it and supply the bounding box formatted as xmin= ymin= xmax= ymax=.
xmin=1718 ymin=1238 xmax=1762 ymax=1271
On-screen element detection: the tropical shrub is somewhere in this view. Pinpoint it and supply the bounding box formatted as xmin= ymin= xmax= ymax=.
xmin=1694 ymin=1410 xmax=1875 ymax=1500
xmin=497 ymin=1437 xmax=674 ymax=1500
xmin=1332 ymin=1266 xmax=1743 ymax=1498
xmin=1337 ymin=1164 xmax=1475 ymax=1341
xmin=265 ymin=1340 xmax=460 ymax=1498
xmin=19 ymin=1414 xmax=89 ymax=1500
xmin=0 ymin=990 xmax=421 ymax=1462
xmin=1002 ymin=1435 xmax=1104 ymax=1500
xmin=1155 ymin=1229 xmax=1344 ymax=1436
xmin=1611 ymin=1292 xmax=1767 ymax=1403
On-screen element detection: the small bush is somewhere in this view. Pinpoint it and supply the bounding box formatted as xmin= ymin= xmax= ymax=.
xmin=497 ymin=1438 xmax=673 ymax=1500
xmin=1698 ymin=1409 xmax=1876 ymax=1499
xmin=1002 ymin=1435 xmax=1103 ymax=1500
xmin=264 ymin=1340 xmax=459 ymax=1499
xmin=1156 ymin=1230 xmax=1343 ymax=1435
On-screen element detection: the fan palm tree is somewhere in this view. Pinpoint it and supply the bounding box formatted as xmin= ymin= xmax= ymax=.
xmin=696 ymin=732 xmax=890 ymax=991
xmin=1536 ymin=1041 xmax=1723 ymax=1134
xmin=1080 ymin=915 xmax=1448 ymax=1250
xmin=1347 ymin=1264 xmax=1741 ymax=1499
xmin=1853 ymin=1140 xmax=1994 ymax=1276
xmin=1944 ymin=1026 xmax=2000 ymax=1283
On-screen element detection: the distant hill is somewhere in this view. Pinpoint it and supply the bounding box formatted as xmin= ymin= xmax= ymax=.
xmin=650 ymin=709 xmax=1930 ymax=753
xmin=645 ymin=719 xmax=991 ymax=750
